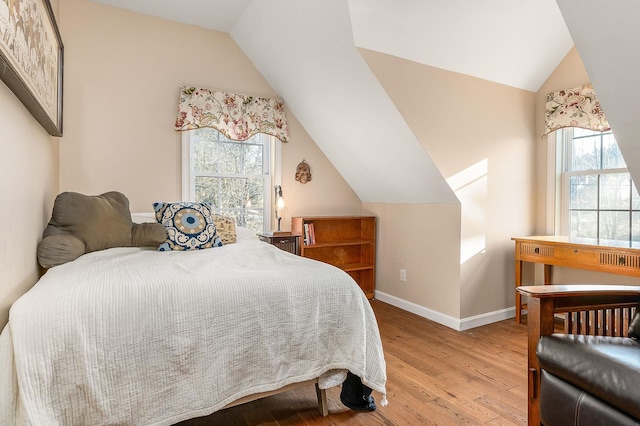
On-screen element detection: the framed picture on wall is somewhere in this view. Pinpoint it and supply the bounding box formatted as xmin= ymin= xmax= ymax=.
xmin=0 ymin=0 xmax=63 ymax=136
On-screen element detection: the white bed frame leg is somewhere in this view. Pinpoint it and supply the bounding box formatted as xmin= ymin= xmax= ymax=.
xmin=315 ymin=383 xmax=328 ymax=416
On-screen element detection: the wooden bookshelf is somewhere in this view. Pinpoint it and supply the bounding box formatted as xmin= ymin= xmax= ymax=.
xmin=291 ymin=216 xmax=376 ymax=299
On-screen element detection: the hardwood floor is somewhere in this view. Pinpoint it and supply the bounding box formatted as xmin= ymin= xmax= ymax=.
xmin=177 ymin=300 xmax=529 ymax=425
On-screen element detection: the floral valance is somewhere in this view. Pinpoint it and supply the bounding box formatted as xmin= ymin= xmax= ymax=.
xmin=542 ymin=83 xmax=610 ymax=137
xmin=174 ymin=86 xmax=289 ymax=143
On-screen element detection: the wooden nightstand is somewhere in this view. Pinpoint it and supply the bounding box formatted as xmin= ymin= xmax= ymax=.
xmin=258 ymin=233 xmax=299 ymax=255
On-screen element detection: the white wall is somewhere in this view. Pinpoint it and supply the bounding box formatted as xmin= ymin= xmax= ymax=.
xmin=364 ymin=203 xmax=462 ymax=323
xmin=0 ymin=60 xmax=59 ymax=329
xmin=361 ymin=48 xmax=537 ymax=326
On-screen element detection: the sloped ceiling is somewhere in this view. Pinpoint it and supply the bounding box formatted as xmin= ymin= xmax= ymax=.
xmin=231 ymin=0 xmax=457 ymax=203
xmin=349 ymin=0 xmax=572 ymax=92
xmin=89 ymin=0 xmax=252 ymax=33
xmin=91 ymin=0 xmax=575 ymax=203
xmin=90 ymin=0 xmax=573 ymax=92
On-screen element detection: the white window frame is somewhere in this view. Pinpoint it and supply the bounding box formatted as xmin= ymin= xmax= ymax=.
xmin=545 ymin=131 xmax=564 ymax=235
xmin=181 ymin=130 xmax=282 ymax=233
xmin=548 ymin=128 xmax=637 ymax=241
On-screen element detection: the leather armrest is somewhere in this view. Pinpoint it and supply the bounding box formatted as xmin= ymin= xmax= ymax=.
xmin=538 ymin=334 xmax=640 ymax=420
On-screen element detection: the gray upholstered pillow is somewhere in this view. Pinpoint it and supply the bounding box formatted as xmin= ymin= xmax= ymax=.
xmin=37 ymin=234 xmax=86 ymax=269
xmin=37 ymin=191 xmax=167 ymax=268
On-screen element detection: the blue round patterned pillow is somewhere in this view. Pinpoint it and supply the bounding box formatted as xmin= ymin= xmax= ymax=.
xmin=153 ymin=202 xmax=223 ymax=251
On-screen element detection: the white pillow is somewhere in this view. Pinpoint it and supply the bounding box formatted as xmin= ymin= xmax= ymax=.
xmin=236 ymin=226 xmax=258 ymax=241
xmin=131 ymin=212 xmax=156 ymax=224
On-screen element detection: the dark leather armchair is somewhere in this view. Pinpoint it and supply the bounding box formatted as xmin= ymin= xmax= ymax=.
xmin=517 ymin=285 xmax=640 ymax=425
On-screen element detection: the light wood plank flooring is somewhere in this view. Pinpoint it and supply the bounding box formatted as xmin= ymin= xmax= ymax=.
xmin=177 ymin=300 xmax=528 ymax=425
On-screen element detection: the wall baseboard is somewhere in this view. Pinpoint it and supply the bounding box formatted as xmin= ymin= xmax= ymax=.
xmin=374 ymin=291 xmax=517 ymax=331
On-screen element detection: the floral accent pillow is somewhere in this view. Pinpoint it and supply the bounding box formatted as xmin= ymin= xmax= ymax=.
xmin=153 ymin=202 xmax=222 ymax=251
xmin=214 ymin=215 xmax=237 ymax=244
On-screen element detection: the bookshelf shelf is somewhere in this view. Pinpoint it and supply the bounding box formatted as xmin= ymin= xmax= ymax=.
xmin=341 ymin=263 xmax=374 ymax=272
xmin=301 ymin=239 xmax=371 ymax=249
xmin=291 ymin=216 xmax=376 ymax=299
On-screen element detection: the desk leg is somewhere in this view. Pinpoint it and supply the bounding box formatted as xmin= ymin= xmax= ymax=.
xmin=544 ymin=264 xmax=552 ymax=285
xmin=515 ymin=260 xmax=522 ymax=323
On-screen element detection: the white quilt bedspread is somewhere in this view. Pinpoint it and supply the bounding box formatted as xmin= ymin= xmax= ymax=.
xmin=0 ymin=236 xmax=386 ymax=425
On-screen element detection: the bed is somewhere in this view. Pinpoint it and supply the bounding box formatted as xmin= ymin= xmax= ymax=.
xmin=0 ymin=196 xmax=387 ymax=425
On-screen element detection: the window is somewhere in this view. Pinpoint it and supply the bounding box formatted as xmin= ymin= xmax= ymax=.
xmin=557 ymin=128 xmax=640 ymax=242
xmin=182 ymin=128 xmax=281 ymax=234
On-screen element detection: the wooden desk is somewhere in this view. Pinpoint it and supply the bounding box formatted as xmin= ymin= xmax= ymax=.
xmin=513 ymin=236 xmax=640 ymax=323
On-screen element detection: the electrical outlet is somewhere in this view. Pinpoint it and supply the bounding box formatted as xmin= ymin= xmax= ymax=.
xmin=400 ymin=269 xmax=406 ymax=282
